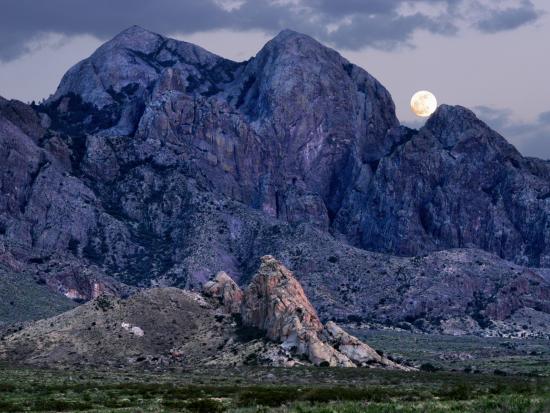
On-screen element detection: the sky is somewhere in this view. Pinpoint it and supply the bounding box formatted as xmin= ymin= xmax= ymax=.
xmin=0 ymin=0 xmax=548 ymax=158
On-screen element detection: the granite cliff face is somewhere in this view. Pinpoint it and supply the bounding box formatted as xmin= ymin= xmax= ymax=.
xmin=0 ymin=26 xmax=549 ymax=335
xmin=238 ymin=256 xmax=406 ymax=368
xmin=338 ymin=105 xmax=550 ymax=267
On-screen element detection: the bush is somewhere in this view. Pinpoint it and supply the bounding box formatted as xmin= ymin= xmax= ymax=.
xmin=439 ymin=383 xmax=473 ymax=401
xmin=0 ymin=383 xmax=16 ymax=392
xmin=186 ymin=398 xmax=226 ymax=413
xmin=420 ymin=363 xmax=439 ymax=372
xmin=237 ymin=387 xmax=298 ymax=407
xmin=31 ymin=399 xmax=93 ymax=411
xmin=0 ymin=400 xmax=21 ymax=412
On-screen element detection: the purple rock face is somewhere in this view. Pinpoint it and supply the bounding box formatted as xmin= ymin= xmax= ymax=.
xmin=45 ymin=27 xmax=401 ymax=230
xmin=0 ymin=27 xmax=549 ymax=333
xmin=341 ymin=105 xmax=550 ymax=267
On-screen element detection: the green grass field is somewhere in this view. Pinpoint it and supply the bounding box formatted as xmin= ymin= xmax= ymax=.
xmin=0 ymin=364 xmax=548 ymax=412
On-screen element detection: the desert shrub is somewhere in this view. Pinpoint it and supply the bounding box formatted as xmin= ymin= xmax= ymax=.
xmin=162 ymin=399 xmax=188 ymax=409
xmin=186 ymin=398 xmax=226 ymax=413
xmin=0 ymin=400 xmax=22 ymax=412
xmin=300 ymin=387 xmax=398 ymax=404
xmin=0 ymin=383 xmax=16 ymax=392
xmin=102 ymin=397 xmax=134 ymax=408
xmin=244 ymin=352 xmax=259 ymax=365
xmin=438 ymin=382 xmax=473 ymax=400
xmin=420 ymin=363 xmax=439 ymax=372
xmin=30 ymin=399 xmax=92 ymax=411
xmin=237 ymin=387 xmax=298 ymax=407
xmin=95 ymin=295 xmax=113 ymax=311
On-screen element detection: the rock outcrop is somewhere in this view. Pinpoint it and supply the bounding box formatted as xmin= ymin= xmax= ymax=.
xmin=241 ymin=256 xmax=408 ymax=369
xmin=203 ymin=271 xmax=243 ymax=314
xmin=323 ymin=321 xmax=403 ymax=368
xmin=241 ymin=255 xmax=324 ymax=340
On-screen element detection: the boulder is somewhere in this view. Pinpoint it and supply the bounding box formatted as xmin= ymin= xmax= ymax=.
xmin=323 ymin=321 xmax=409 ymax=369
xmin=203 ymin=271 xmax=243 ymax=314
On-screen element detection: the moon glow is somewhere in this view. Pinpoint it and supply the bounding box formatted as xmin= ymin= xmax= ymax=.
xmin=411 ymin=90 xmax=437 ymax=117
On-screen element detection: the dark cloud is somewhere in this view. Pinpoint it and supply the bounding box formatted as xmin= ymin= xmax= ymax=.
xmin=0 ymin=29 xmax=35 ymax=61
xmin=0 ymin=0 xmax=229 ymax=61
xmin=475 ymin=0 xmax=541 ymax=33
xmin=538 ymin=111 xmax=550 ymax=124
xmin=0 ymin=0 xmax=543 ymax=62
xmin=316 ymin=12 xmax=457 ymax=50
xmin=475 ymin=106 xmax=550 ymax=160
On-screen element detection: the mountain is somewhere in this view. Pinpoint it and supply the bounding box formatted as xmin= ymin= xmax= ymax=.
xmin=0 ymin=26 xmax=549 ymax=335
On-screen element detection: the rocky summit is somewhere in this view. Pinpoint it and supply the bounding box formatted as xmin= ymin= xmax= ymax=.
xmin=0 ymin=26 xmax=549 ymax=338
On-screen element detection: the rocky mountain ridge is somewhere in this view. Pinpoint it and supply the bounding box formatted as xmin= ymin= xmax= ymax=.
xmin=0 ymin=26 xmax=549 ymax=336
xmin=38 ymin=26 xmax=550 ymax=267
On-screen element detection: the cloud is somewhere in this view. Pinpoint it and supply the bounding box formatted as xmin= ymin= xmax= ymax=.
xmin=475 ymin=0 xmax=541 ymax=33
xmin=0 ymin=0 xmax=543 ymax=62
xmin=474 ymin=106 xmax=550 ymax=160
xmin=317 ymin=11 xmax=457 ymax=50
xmin=538 ymin=111 xmax=550 ymax=124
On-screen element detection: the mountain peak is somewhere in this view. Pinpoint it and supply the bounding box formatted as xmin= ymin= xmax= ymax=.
xmin=422 ymin=104 xmax=496 ymax=148
xmin=429 ymin=104 xmax=480 ymax=124
xmin=101 ymin=25 xmax=164 ymax=54
xmin=258 ymin=29 xmax=331 ymax=58
xmin=272 ymin=29 xmax=313 ymax=41
xmin=116 ymin=25 xmax=157 ymax=37
xmin=49 ymin=25 xmax=223 ymax=110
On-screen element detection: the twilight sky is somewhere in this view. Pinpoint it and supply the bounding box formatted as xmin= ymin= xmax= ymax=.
xmin=0 ymin=0 xmax=548 ymax=158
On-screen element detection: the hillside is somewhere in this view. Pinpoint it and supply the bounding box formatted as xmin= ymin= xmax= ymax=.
xmin=0 ymin=256 xmax=408 ymax=370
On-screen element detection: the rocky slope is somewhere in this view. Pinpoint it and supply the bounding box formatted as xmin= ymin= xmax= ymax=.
xmin=238 ymin=255 xmax=406 ymax=368
xmin=0 ymin=26 xmax=549 ymax=335
xmin=0 ymin=257 xmax=408 ymax=369
xmin=339 ymin=105 xmax=550 ymax=266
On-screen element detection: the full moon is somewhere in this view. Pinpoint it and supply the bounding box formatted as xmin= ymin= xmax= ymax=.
xmin=410 ymin=90 xmax=437 ymax=117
